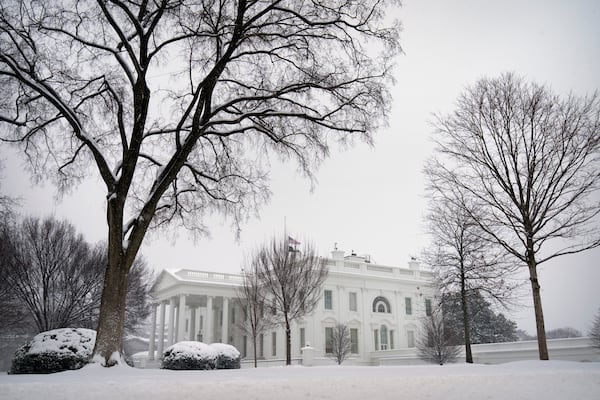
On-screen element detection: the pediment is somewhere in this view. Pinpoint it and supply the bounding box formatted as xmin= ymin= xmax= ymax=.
xmin=149 ymin=270 xmax=180 ymax=296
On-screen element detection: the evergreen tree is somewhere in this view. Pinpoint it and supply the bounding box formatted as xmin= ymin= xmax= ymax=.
xmin=442 ymin=291 xmax=518 ymax=344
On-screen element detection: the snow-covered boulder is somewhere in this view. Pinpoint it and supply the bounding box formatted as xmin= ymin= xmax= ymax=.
xmin=10 ymin=328 xmax=96 ymax=374
xmin=161 ymin=341 xmax=218 ymax=370
xmin=210 ymin=343 xmax=241 ymax=369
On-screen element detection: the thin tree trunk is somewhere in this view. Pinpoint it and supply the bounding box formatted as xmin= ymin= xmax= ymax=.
xmin=253 ymin=336 xmax=257 ymax=368
xmin=285 ymin=314 xmax=291 ymax=366
xmin=458 ymin=255 xmax=473 ymax=364
xmin=460 ymin=282 xmax=473 ymax=363
xmin=528 ymin=255 xmax=548 ymax=360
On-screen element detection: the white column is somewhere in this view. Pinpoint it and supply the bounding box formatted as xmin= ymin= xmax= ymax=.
xmin=177 ymin=294 xmax=187 ymax=342
xmin=158 ymin=301 xmax=166 ymax=358
xmin=221 ymin=297 xmax=229 ymax=343
xmin=199 ymin=307 xmax=204 ymax=340
xmin=360 ymin=288 xmax=371 ymax=355
xmin=336 ymin=286 xmax=342 ymax=321
xmin=190 ymin=307 xmax=196 ymax=341
xmin=205 ymin=296 xmax=214 ymax=344
xmin=168 ymin=297 xmax=176 ymax=345
xmin=148 ymin=303 xmax=157 ymax=360
xmin=174 ymin=306 xmax=179 ymax=342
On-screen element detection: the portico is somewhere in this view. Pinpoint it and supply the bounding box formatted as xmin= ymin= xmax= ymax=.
xmin=147 ymin=270 xmax=243 ymax=360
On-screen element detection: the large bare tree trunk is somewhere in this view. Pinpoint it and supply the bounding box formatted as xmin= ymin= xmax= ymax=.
xmin=93 ymin=199 xmax=133 ymax=365
xmin=94 ymin=256 xmax=129 ymax=365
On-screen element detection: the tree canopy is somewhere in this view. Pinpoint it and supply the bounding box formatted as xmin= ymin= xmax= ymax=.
xmin=0 ymin=0 xmax=400 ymax=365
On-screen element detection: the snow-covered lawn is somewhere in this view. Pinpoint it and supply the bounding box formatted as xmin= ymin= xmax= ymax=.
xmin=1 ymin=361 xmax=599 ymax=400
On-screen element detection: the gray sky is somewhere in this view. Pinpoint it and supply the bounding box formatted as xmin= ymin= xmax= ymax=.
xmin=2 ymin=0 xmax=599 ymax=336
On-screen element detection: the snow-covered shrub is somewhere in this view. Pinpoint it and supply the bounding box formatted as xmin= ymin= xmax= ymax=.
xmin=210 ymin=343 xmax=241 ymax=369
xmin=161 ymin=341 xmax=218 ymax=370
xmin=9 ymin=328 xmax=96 ymax=374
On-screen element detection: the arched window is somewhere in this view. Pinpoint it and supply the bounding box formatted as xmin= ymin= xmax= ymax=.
xmin=372 ymin=296 xmax=391 ymax=313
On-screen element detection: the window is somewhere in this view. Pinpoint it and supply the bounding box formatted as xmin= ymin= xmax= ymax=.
xmin=372 ymin=296 xmax=391 ymax=313
xmin=324 ymin=290 xmax=333 ymax=310
xmin=380 ymin=325 xmax=388 ymax=350
xmin=374 ymin=329 xmax=379 ymax=351
xmin=300 ymin=327 xmax=306 ymax=350
xmin=272 ymin=332 xmax=277 ymax=356
xmin=242 ymin=336 xmax=247 ymax=358
xmin=390 ymin=330 xmax=395 ymax=350
xmin=405 ymin=297 xmax=412 ymax=315
xmin=407 ymin=330 xmax=415 ymax=348
xmin=425 ymin=298 xmax=432 ymax=316
xmin=259 ymin=334 xmax=264 ymax=357
xmin=231 ymin=307 xmax=235 ymax=324
xmin=325 ymin=327 xmax=333 ymax=353
xmin=349 ymin=292 xmax=357 ymax=312
xmin=350 ymin=328 xmax=359 ymax=354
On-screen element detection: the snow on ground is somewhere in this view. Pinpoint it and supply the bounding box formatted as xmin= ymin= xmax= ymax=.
xmin=1 ymin=361 xmax=599 ymax=400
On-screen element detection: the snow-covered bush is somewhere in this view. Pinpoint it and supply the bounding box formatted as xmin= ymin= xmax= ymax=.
xmin=210 ymin=343 xmax=241 ymax=369
xmin=9 ymin=328 xmax=96 ymax=374
xmin=161 ymin=341 xmax=218 ymax=370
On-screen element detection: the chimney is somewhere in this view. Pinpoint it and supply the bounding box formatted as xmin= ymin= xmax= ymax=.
xmin=331 ymin=249 xmax=345 ymax=260
xmin=408 ymin=257 xmax=420 ymax=270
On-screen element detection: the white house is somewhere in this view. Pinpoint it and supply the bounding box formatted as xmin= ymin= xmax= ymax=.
xmin=147 ymin=248 xmax=436 ymax=366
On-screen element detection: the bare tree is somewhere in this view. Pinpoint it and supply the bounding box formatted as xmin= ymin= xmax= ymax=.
xmin=0 ymin=173 xmax=24 ymax=333
xmin=253 ymin=235 xmax=327 ymax=365
xmin=123 ymin=257 xmax=155 ymax=335
xmin=0 ymin=168 xmax=18 ymax=221
xmin=416 ymin=308 xmax=461 ymax=365
xmin=590 ymin=309 xmax=600 ymax=349
xmin=0 ymin=216 xmax=105 ymax=332
xmin=329 ymin=323 xmax=352 ymax=365
xmin=235 ymin=267 xmax=271 ymax=368
xmin=422 ymin=196 xmax=519 ymax=363
xmin=545 ymin=327 xmax=582 ymax=339
xmin=429 ymin=73 xmax=600 ymax=360
xmin=0 ymin=0 xmax=399 ymax=366
xmin=0 ymin=215 xmax=153 ymax=335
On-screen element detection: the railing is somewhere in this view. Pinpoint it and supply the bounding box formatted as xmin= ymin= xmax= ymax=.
xmin=322 ymin=258 xmax=432 ymax=281
xmin=176 ymin=269 xmax=244 ymax=283
xmin=367 ymin=265 xmax=393 ymax=273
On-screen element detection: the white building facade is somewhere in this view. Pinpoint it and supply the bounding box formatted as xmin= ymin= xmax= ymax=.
xmin=147 ymin=249 xmax=436 ymax=366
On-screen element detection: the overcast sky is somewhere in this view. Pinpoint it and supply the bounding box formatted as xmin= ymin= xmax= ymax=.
xmin=1 ymin=0 xmax=599 ymax=336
